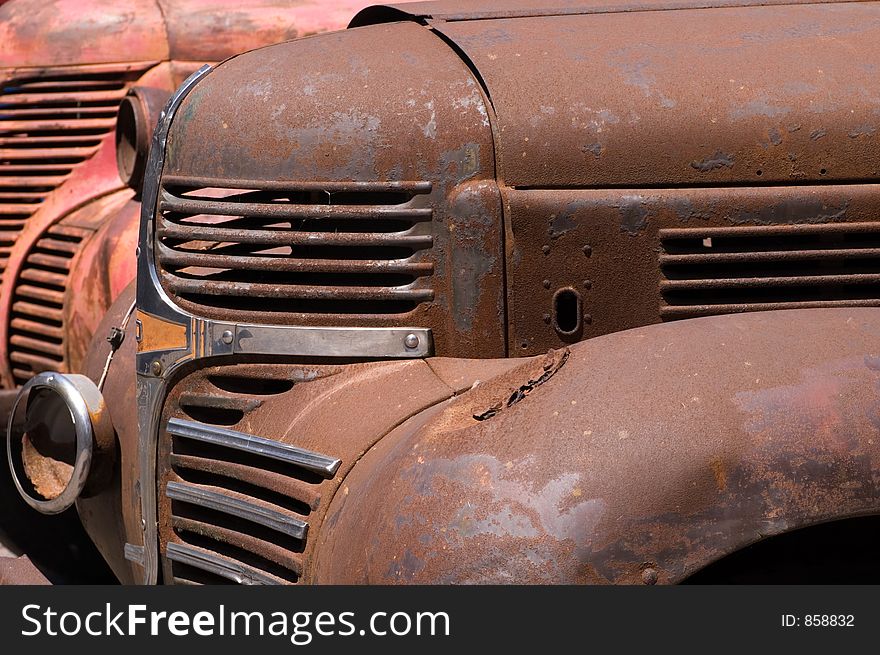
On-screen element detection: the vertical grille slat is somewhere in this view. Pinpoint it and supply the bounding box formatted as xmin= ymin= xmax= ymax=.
xmin=659 ymin=222 xmax=880 ymax=319
xmin=155 ymin=177 xmax=436 ymax=320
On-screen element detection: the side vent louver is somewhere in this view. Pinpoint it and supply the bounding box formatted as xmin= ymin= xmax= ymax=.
xmin=155 ymin=177 xmax=435 ymax=322
xmin=8 ymin=223 xmax=88 ymax=384
xmin=0 ymin=63 xmax=152 ymax=269
xmin=165 ymin=417 xmax=341 ymax=585
xmin=660 ymin=222 xmax=880 ymax=318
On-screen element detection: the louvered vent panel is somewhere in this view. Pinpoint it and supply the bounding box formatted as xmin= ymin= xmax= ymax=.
xmin=8 ymin=223 xmax=89 ymax=384
xmin=155 ymin=176 xmax=435 ymax=321
xmin=0 ymin=64 xmax=150 ymax=270
xmin=164 ymin=414 xmax=340 ymax=586
xmin=660 ymin=222 xmax=880 ymax=319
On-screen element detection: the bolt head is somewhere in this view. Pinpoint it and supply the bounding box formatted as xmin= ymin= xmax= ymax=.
xmin=404 ymin=333 xmax=420 ymax=349
xmin=642 ymin=567 xmax=658 ymax=585
xmin=150 ymin=360 xmax=162 ymax=376
xmin=221 ymin=330 xmax=234 ymax=345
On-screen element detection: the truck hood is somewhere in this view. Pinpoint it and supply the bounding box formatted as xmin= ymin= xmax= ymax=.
xmin=358 ymin=0 xmax=880 ymax=187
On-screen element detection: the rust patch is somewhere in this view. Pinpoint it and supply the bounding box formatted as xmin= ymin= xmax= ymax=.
xmin=21 ymin=432 xmax=72 ymax=501
xmin=473 ymin=348 xmax=569 ymax=420
xmin=690 ymin=152 xmax=735 ymax=172
xmin=710 ymin=457 xmax=727 ymax=492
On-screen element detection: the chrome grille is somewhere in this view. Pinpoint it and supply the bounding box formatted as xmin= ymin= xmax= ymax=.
xmin=164 ymin=417 xmax=340 ymax=585
xmin=8 ymin=223 xmax=89 ymax=384
xmin=155 ymin=176 xmax=435 ymax=321
xmin=660 ymin=222 xmax=880 ymax=319
xmin=0 ymin=63 xmax=151 ymax=271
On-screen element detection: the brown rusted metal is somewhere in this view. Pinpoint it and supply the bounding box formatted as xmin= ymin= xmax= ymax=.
xmin=504 ymin=184 xmax=880 ymax=355
xmin=76 ymin=282 xmax=141 ymax=583
xmin=8 ymin=0 xmax=880 ymax=586
xmin=311 ymin=307 xmax=880 ymax=583
xmin=154 ymin=357 xmax=511 ymax=584
xmin=427 ymin=4 xmax=880 ymax=188
xmin=351 ymin=0 xmax=859 ymax=25
xmin=159 ymin=21 xmax=505 ymax=357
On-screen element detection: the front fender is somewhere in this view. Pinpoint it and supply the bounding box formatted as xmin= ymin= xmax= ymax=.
xmin=313 ymin=308 xmax=880 ymax=584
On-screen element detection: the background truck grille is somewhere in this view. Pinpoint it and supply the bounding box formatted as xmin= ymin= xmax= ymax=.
xmin=659 ymin=222 xmax=880 ymax=319
xmin=155 ymin=176 xmax=436 ymax=322
xmin=0 ymin=63 xmax=150 ymax=271
xmin=7 ymin=223 xmax=88 ymax=384
xmin=162 ymin=369 xmax=339 ymax=585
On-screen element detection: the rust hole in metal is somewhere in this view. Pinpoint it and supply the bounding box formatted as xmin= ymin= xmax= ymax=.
xmin=473 ymin=349 xmax=570 ymax=421
xmin=552 ymin=288 xmax=583 ymax=340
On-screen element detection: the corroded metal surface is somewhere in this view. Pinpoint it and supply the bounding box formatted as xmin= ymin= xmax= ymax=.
xmin=0 ymin=0 xmax=375 ymax=68
xmin=504 ymin=184 xmax=880 ymax=355
xmin=64 ymin=194 xmax=140 ymax=374
xmin=77 ymin=282 xmax=140 ymax=583
xmin=429 ymin=3 xmax=880 ymax=187
xmin=158 ymin=21 xmax=504 ymax=357
xmin=155 ymin=357 xmax=504 ymax=583
xmin=7 ymin=0 xmax=880 ymax=586
xmin=0 ymin=555 xmax=50 ymax=584
xmin=350 ymin=0 xmax=859 ymax=25
xmin=312 ymin=308 xmax=880 ymax=583
xmin=1 ymin=187 xmax=134 ymax=386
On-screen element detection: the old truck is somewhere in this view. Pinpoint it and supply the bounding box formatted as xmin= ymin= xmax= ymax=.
xmin=4 ymin=0 xmax=880 ymax=584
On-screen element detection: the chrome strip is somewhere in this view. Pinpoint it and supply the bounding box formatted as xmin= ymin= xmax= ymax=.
xmin=123 ymin=543 xmax=145 ymax=565
xmin=167 ymin=418 xmax=341 ymax=478
xmin=166 ymin=481 xmax=308 ymax=540
xmin=136 ymin=65 xmax=213 ymax=585
xmin=166 ymin=542 xmax=279 ymax=585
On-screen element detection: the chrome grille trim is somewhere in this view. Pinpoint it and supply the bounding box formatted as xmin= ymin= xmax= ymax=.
xmin=167 ymin=418 xmax=341 ymax=478
xmin=166 ymin=480 xmax=308 ymax=541
xmin=166 ymin=542 xmax=281 ymax=586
